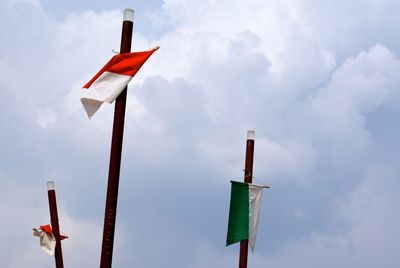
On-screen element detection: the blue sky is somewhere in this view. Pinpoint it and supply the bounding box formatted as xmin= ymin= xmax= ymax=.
xmin=1 ymin=0 xmax=400 ymax=267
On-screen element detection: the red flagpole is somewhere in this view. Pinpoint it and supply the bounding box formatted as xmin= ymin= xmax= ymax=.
xmin=99 ymin=8 xmax=134 ymax=268
xmin=238 ymin=130 xmax=255 ymax=268
xmin=47 ymin=181 xmax=64 ymax=268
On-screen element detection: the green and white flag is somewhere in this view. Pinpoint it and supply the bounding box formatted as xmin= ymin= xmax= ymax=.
xmin=226 ymin=180 xmax=266 ymax=251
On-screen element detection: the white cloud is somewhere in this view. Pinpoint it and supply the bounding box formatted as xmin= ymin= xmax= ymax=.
xmin=308 ymin=44 xmax=400 ymax=171
xmin=36 ymin=107 xmax=57 ymax=129
xmin=255 ymin=138 xmax=317 ymax=183
xmin=2 ymin=0 xmax=400 ymax=267
xmin=251 ymin=162 xmax=400 ymax=268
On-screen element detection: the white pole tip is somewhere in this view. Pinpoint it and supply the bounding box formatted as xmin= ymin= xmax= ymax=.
xmin=247 ymin=130 xmax=255 ymax=140
xmin=47 ymin=181 xmax=55 ymax=191
xmin=123 ymin=9 xmax=134 ymax=22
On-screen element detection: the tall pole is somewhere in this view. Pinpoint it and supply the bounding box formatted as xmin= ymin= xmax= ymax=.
xmin=239 ymin=130 xmax=255 ymax=268
xmin=100 ymin=8 xmax=134 ymax=268
xmin=47 ymin=181 xmax=64 ymax=268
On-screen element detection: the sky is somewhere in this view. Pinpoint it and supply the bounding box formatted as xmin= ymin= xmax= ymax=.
xmin=1 ymin=0 xmax=400 ymax=267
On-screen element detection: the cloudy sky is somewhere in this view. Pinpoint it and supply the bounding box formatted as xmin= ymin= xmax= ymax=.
xmin=1 ymin=0 xmax=400 ymax=267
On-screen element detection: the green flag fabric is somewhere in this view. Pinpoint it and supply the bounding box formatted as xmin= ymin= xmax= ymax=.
xmin=226 ymin=181 xmax=265 ymax=252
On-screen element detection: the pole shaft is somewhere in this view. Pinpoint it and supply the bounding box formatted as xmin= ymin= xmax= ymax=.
xmin=48 ymin=189 xmax=64 ymax=268
xmin=239 ymin=138 xmax=254 ymax=268
xmin=99 ymin=18 xmax=133 ymax=268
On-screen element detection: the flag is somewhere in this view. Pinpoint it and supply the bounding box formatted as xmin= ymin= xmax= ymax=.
xmin=226 ymin=181 xmax=266 ymax=252
xmin=81 ymin=46 xmax=159 ymax=118
xmin=33 ymin=224 xmax=68 ymax=256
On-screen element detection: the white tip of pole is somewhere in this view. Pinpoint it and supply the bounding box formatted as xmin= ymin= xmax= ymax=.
xmin=47 ymin=181 xmax=55 ymax=191
xmin=123 ymin=8 xmax=134 ymax=22
xmin=247 ymin=130 xmax=255 ymax=140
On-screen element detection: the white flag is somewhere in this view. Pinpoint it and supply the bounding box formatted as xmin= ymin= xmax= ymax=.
xmin=33 ymin=224 xmax=67 ymax=256
xmin=33 ymin=225 xmax=56 ymax=256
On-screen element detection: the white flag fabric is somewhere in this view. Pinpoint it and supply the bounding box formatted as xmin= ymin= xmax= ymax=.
xmin=33 ymin=224 xmax=68 ymax=256
xmin=248 ymin=184 xmax=264 ymax=252
xmin=33 ymin=225 xmax=56 ymax=256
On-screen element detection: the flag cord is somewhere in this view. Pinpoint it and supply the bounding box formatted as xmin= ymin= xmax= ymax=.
xmin=241 ymin=169 xmax=270 ymax=187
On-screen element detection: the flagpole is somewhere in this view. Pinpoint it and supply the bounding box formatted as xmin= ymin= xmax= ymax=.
xmin=239 ymin=130 xmax=255 ymax=268
xmin=99 ymin=8 xmax=134 ymax=268
xmin=47 ymin=181 xmax=64 ymax=268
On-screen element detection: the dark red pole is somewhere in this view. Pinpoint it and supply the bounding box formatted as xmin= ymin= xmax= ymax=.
xmin=99 ymin=8 xmax=134 ymax=268
xmin=47 ymin=181 xmax=64 ymax=268
xmin=239 ymin=130 xmax=255 ymax=268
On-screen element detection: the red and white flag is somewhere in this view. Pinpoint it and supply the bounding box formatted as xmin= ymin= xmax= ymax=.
xmin=33 ymin=224 xmax=68 ymax=256
xmin=81 ymin=47 xmax=159 ymax=118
